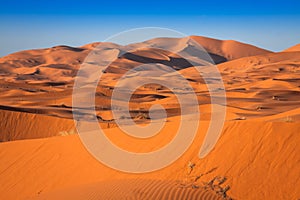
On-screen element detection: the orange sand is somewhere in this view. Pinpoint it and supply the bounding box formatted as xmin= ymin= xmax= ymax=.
xmin=0 ymin=36 xmax=299 ymax=200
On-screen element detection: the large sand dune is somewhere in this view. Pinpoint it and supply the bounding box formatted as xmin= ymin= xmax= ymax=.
xmin=0 ymin=36 xmax=299 ymax=200
xmin=190 ymin=36 xmax=272 ymax=60
xmin=283 ymin=44 xmax=300 ymax=52
xmin=1 ymin=121 xmax=299 ymax=200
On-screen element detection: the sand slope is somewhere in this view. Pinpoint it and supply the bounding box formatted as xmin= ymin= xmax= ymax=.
xmin=190 ymin=35 xmax=272 ymax=60
xmin=0 ymin=109 xmax=75 ymax=141
xmin=283 ymin=44 xmax=300 ymax=52
xmin=32 ymin=179 xmax=223 ymax=200
xmin=0 ymin=121 xmax=299 ymax=200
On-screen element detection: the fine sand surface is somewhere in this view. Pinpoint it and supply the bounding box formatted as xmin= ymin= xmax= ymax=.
xmin=31 ymin=179 xmax=223 ymax=200
xmin=0 ymin=36 xmax=299 ymax=200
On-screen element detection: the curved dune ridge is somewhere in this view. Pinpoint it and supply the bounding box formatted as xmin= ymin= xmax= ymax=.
xmin=31 ymin=179 xmax=224 ymax=200
xmin=0 ymin=36 xmax=299 ymax=200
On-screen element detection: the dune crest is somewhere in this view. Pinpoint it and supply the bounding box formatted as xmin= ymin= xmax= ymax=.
xmin=283 ymin=43 xmax=300 ymax=52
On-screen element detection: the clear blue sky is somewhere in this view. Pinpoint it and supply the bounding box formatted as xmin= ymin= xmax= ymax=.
xmin=1 ymin=0 xmax=300 ymax=56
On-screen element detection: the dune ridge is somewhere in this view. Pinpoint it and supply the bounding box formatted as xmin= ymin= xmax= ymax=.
xmin=283 ymin=43 xmax=300 ymax=52
xmin=190 ymin=35 xmax=272 ymax=60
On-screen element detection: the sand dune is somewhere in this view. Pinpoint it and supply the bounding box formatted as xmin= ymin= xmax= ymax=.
xmin=0 ymin=36 xmax=275 ymax=141
xmin=217 ymin=51 xmax=300 ymax=120
xmin=0 ymin=36 xmax=299 ymax=200
xmin=0 ymin=121 xmax=299 ymax=200
xmin=0 ymin=109 xmax=75 ymax=141
xmin=283 ymin=44 xmax=300 ymax=52
xmin=190 ymin=35 xmax=272 ymax=60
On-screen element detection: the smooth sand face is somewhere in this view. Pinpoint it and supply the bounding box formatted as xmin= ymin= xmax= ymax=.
xmin=283 ymin=43 xmax=300 ymax=52
xmin=0 ymin=36 xmax=299 ymax=200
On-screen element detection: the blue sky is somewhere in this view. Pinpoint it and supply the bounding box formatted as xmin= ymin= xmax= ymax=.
xmin=1 ymin=0 xmax=300 ymax=56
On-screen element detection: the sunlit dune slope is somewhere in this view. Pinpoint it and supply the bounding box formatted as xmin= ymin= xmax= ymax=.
xmin=0 ymin=120 xmax=299 ymax=200
xmin=283 ymin=44 xmax=300 ymax=52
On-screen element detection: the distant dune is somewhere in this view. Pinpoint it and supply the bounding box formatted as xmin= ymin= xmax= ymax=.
xmin=0 ymin=36 xmax=299 ymax=200
xmin=190 ymin=35 xmax=272 ymax=60
xmin=283 ymin=43 xmax=300 ymax=52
